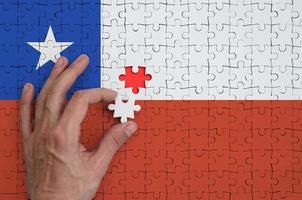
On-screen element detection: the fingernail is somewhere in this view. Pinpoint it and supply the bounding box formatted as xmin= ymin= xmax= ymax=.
xmin=124 ymin=123 xmax=137 ymax=137
xmin=56 ymin=57 xmax=64 ymax=66
xmin=22 ymin=84 xmax=30 ymax=94
xmin=74 ymin=55 xmax=84 ymax=64
xmin=79 ymin=54 xmax=89 ymax=62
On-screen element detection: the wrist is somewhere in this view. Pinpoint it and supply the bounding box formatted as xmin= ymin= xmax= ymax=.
xmin=32 ymin=186 xmax=94 ymax=200
xmin=33 ymin=193 xmax=71 ymax=200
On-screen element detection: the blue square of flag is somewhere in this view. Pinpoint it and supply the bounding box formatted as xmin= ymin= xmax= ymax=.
xmin=0 ymin=1 xmax=100 ymax=99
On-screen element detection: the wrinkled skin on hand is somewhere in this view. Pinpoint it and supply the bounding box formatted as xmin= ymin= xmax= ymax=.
xmin=19 ymin=55 xmax=137 ymax=200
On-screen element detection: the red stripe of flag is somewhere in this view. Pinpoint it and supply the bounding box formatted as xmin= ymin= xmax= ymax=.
xmin=0 ymin=100 xmax=301 ymax=200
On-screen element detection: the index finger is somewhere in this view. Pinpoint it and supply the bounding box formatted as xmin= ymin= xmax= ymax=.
xmin=59 ymin=88 xmax=117 ymax=129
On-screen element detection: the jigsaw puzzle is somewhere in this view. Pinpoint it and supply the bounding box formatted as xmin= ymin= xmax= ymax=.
xmin=0 ymin=0 xmax=302 ymax=200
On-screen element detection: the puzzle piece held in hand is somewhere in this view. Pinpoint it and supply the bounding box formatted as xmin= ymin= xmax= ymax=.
xmin=119 ymin=66 xmax=152 ymax=94
xmin=108 ymin=96 xmax=141 ymax=123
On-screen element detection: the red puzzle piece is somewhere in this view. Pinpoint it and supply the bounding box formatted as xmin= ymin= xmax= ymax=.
xmin=119 ymin=66 xmax=152 ymax=94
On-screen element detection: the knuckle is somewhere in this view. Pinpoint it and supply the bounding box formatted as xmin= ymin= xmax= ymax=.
xmin=72 ymin=90 xmax=87 ymax=104
xmin=107 ymin=133 xmax=127 ymax=153
xmin=44 ymin=92 xmax=65 ymax=112
xmin=44 ymin=98 xmax=54 ymax=112
xmin=52 ymin=126 xmax=64 ymax=138
xmin=19 ymin=100 xmax=27 ymax=112
xmin=51 ymin=126 xmax=66 ymax=148
xmin=35 ymin=96 xmax=45 ymax=108
xmin=36 ymin=93 xmax=44 ymax=103
xmin=73 ymin=90 xmax=86 ymax=99
xmin=38 ymin=134 xmax=48 ymax=146
xmin=47 ymin=86 xmax=58 ymax=98
xmin=50 ymin=66 xmax=61 ymax=76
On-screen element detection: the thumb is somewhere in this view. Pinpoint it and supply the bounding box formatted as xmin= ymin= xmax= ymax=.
xmin=93 ymin=121 xmax=137 ymax=170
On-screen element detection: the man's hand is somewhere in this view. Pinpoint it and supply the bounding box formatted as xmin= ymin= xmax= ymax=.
xmin=19 ymin=54 xmax=137 ymax=200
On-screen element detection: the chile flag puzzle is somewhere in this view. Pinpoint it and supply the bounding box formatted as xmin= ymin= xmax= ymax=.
xmin=1 ymin=1 xmax=302 ymax=200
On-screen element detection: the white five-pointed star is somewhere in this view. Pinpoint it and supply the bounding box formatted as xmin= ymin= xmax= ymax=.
xmin=27 ymin=26 xmax=73 ymax=70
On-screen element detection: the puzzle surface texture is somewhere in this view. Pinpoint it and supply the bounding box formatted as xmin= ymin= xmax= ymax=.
xmin=1 ymin=101 xmax=302 ymax=200
xmin=0 ymin=0 xmax=302 ymax=200
xmin=101 ymin=0 xmax=302 ymax=100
